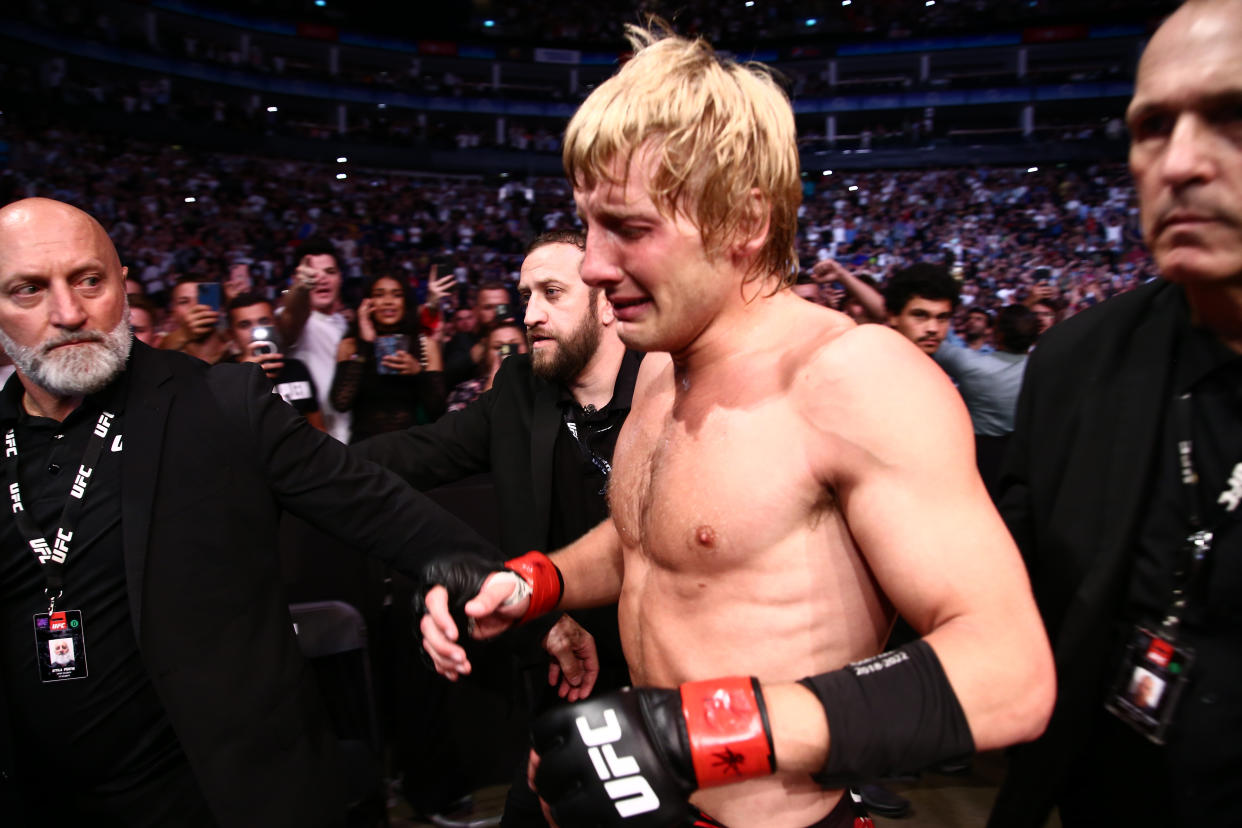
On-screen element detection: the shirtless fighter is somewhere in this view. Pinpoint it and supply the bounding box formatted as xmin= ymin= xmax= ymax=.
xmin=417 ymin=25 xmax=1055 ymax=828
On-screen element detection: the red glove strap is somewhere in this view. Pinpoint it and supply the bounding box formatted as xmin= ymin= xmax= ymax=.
xmin=504 ymin=551 xmax=564 ymax=623
xmin=680 ymin=676 xmax=776 ymax=788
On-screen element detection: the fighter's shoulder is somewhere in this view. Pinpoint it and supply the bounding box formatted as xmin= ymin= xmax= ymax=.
xmin=801 ymin=319 xmax=937 ymax=388
xmin=796 ymin=321 xmax=967 ymax=440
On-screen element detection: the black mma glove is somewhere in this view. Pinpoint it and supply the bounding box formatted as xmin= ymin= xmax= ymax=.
xmin=411 ymin=550 xmax=565 ymax=640
xmin=532 ymin=678 xmax=775 ymax=828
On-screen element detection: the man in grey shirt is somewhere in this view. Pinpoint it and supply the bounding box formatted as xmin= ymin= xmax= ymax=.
xmin=935 ymin=304 xmax=1040 ymax=498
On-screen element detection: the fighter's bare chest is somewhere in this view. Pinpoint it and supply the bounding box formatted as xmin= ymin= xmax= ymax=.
xmin=608 ymin=396 xmax=817 ymax=566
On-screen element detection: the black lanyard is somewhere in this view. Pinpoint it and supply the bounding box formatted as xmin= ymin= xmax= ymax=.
xmin=1161 ymin=392 xmax=1239 ymax=637
xmin=562 ymin=405 xmax=613 ymax=486
xmin=5 ymin=410 xmax=117 ymax=612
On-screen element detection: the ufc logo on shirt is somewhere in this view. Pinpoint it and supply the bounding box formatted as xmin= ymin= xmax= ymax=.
xmin=575 ymin=709 xmax=661 ymax=818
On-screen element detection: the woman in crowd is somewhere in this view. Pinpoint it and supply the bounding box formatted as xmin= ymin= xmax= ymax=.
xmin=331 ymin=274 xmax=447 ymax=441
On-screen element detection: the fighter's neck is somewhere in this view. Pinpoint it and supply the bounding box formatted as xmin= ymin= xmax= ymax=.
xmin=1184 ymin=279 xmax=1242 ymax=355
xmin=20 ymin=379 xmax=81 ymax=423
xmin=670 ymin=286 xmax=796 ymax=381
xmin=568 ymin=335 xmax=628 ymax=410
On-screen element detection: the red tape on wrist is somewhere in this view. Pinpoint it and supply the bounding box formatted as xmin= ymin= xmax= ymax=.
xmin=504 ymin=551 xmax=564 ymax=623
xmin=680 ymin=676 xmax=776 ymax=788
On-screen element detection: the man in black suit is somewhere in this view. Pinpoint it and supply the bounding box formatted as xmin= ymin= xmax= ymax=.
xmin=0 ymin=197 xmax=496 ymax=826
xmin=990 ymin=1 xmax=1242 ymax=825
xmin=355 ymin=229 xmax=638 ymax=826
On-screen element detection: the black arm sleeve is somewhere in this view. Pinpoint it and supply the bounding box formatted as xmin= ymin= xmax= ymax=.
xmin=798 ymin=639 xmax=975 ymax=788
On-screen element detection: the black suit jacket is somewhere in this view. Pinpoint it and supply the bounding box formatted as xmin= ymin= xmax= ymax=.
xmin=0 ymin=342 xmax=496 ymax=826
xmin=354 ymin=351 xmax=638 ymax=680
xmin=989 ymin=280 xmax=1184 ymax=826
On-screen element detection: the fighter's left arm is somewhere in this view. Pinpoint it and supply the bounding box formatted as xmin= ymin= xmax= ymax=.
xmin=773 ymin=323 xmax=1054 ymax=774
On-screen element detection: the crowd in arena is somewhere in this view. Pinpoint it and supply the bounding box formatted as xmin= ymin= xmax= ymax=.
xmin=1 ymin=125 xmax=1154 ymax=350
xmin=4 ymin=0 xmax=1241 ymax=824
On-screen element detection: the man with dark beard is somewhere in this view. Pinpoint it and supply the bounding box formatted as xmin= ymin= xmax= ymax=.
xmin=0 ymin=198 xmax=499 ymax=826
xmin=354 ymin=229 xmax=637 ymax=827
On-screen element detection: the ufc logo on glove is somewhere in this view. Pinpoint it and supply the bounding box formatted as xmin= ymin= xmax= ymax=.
xmin=577 ymin=708 xmax=662 ymax=818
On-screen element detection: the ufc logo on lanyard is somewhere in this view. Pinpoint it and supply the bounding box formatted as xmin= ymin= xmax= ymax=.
xmin=93 ymin=412 xmax=114 ymax=438
xmin=31 ymin=529 xmax=73 ymax=564
xmin=12 ymin=411 xmax=117 ymax=685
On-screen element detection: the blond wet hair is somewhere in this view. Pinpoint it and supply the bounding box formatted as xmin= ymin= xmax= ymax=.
xmin=564 ymin=22 xmax=801 ymax=286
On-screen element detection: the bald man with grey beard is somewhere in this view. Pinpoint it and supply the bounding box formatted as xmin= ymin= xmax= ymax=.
xmin=0 ymin=197 xmax=497 ymax=826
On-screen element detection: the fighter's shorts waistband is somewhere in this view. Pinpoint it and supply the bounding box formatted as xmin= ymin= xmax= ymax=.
xmin=689 ymin=788 xmax=873 ymax=828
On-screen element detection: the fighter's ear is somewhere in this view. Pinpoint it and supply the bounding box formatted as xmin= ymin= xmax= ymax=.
xmin=729 ymin=188 xmax=770 ymax=263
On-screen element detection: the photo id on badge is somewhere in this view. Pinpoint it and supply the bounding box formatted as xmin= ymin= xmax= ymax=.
xmin=34 ymin=609 xmax=89 ymax=682
xmin=1104 ymin=625 xmax=1193 ymax=744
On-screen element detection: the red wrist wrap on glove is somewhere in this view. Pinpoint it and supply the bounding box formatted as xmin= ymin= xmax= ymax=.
xmin=504 ymin=551 xmax=564 ymax=623
xmin=680 ymin=676 xmax=776 ymax=788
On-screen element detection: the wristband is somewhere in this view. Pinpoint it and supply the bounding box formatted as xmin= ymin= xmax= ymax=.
xmin=798 ymin=639 xmax=975 ymax=787
xmin=680 ymin=676 xmax=775 ymax=787
xmin=504 ymin=550 xmax=564 ymax=623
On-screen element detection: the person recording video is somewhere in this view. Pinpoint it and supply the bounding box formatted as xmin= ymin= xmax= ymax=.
xmin=226 ymin=292 xmax=325 ymax=431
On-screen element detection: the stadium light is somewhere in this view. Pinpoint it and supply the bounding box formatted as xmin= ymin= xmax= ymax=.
xmin=805 ymin=18 xmax=818 ymax=25
xmin=483 ymin=19 xmax=495 ymax=27
xmin=1027 ymin=166 xmax=1039 ymax=173
xmin=266 ymin=106 xmax=278 ymax=113
xmin=314 ymin=0 xmax=325 ymax=6
xmin=337 ymin=156 xmax=347 ymax=163
xmin=849 ymin=185 xmax=859 ymax=191
xmin=842 ymin=0 xmax=851 ymax=5
xmin=822 ymin=170 xmax=833 ymax=176
xmin=184 ymin=197 xmax=196 ymax=203
xmin=745 ymin=1 xmax=754 ymax=6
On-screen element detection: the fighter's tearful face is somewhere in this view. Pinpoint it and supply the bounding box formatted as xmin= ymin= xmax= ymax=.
xmin=575 ymin=148 xmax=735 ymax=358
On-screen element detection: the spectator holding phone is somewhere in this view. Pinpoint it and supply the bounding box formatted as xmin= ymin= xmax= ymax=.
xmin=446 ymin=319 xmax=526 ymax=413
xmin=330 ymin=275 xmax=446 ymax=441
xmin=159 ymin=275 xmax=232 ymax=364
xmin=226 ymin=293 xmax=325 ymax=432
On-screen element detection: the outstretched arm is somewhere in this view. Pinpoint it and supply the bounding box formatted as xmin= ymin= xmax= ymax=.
xmin=812 ymin=259 xmax=886 ymax=323
xmin=419 ymin=517 xmax=626 ymax=679
xmin=275 ymin=258 xmax=317 ymax=346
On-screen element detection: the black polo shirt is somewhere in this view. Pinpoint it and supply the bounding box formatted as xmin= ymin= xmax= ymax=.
xmin=0 ymin=371 xmax=211 ymax=824
xmin=1104 ymin=318 xmax=1242 ymax=821
xmin=542 ymin=350 xmax=642 ymax=698
xmin=548 ymin=350 xmax=642 ymax=551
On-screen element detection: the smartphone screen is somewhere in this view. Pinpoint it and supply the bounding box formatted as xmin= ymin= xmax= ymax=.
xmin=250 ymin=326 xmax=280 ymax=355
xmin=197 ymin=282 xmax=223 ymax=311
xmin=375 ymin=334 xmax=410 ymax=375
